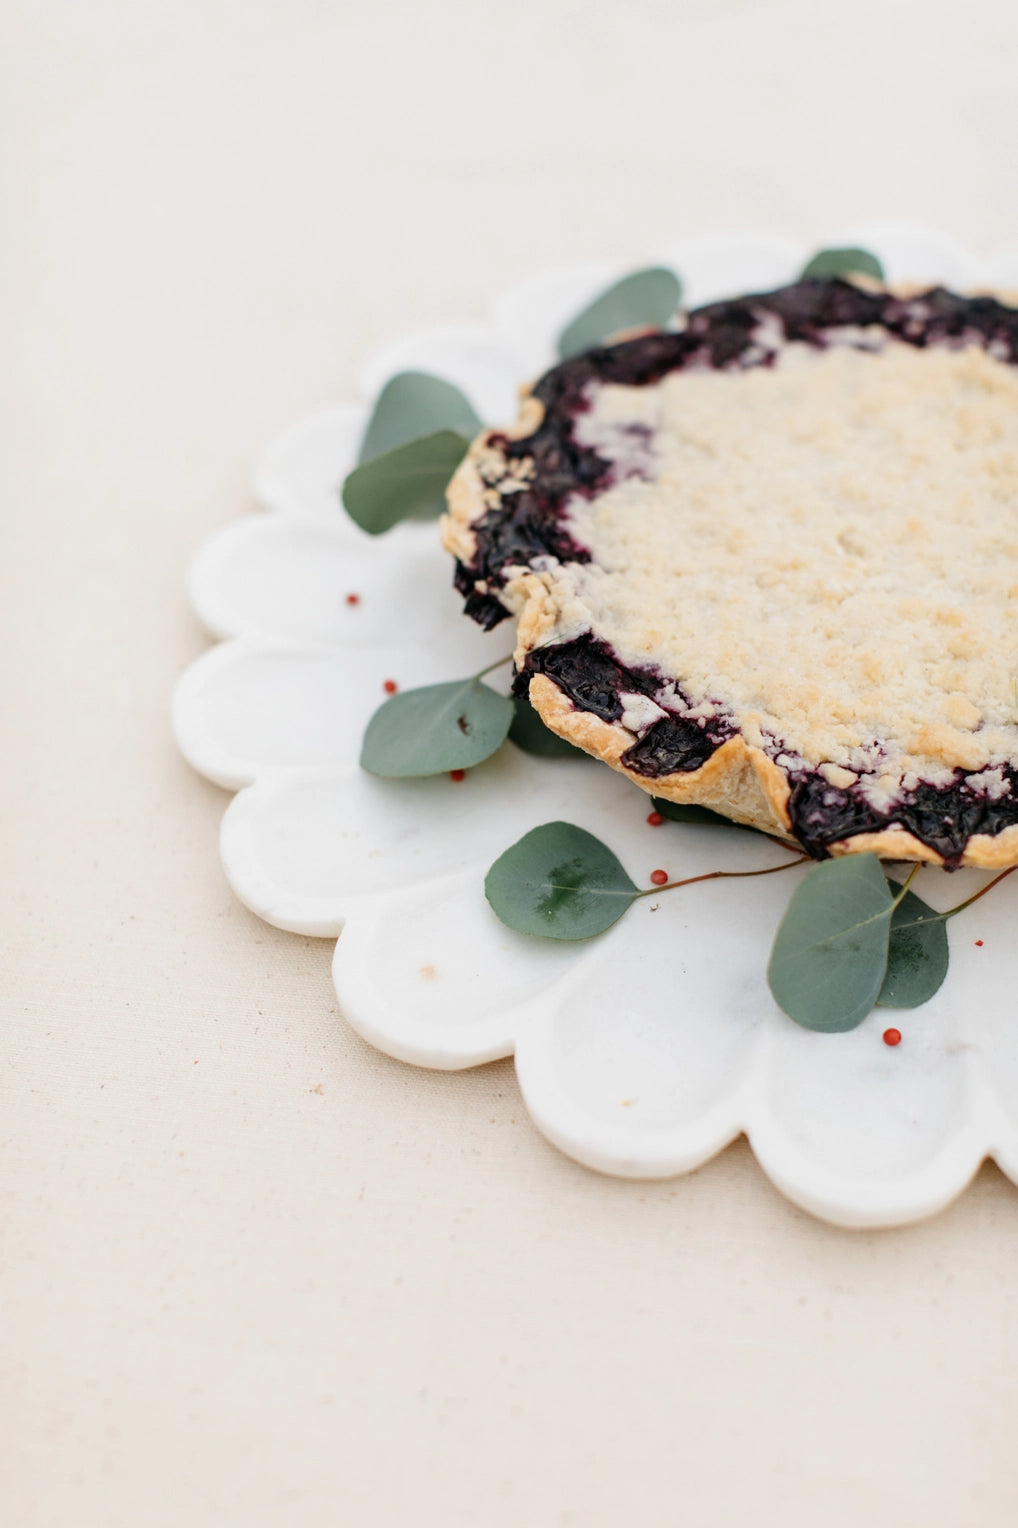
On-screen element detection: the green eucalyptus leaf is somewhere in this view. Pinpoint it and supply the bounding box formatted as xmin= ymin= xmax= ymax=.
xmin=558 ymin=267 xmax=683 ymax=359
xmin=485 ymin=821 xmax=639 ymax=940
xmin=767 ymin=854 xmax=894 ymax=1033
xmin=800 ymin=246 xmax=885 ymax=282
xmin=360 ymin=677 xmax=513 ymax=777
xmin=358 ymin=371 xmax=482 ymax=465
xmin=508 ymin=692 xmax=588 ymax=758
xmin=878 ymin=886 xmax=949 ymax=1009
xmin=342 ymin=429 xmax=470 ymax=534
xmin=650 ymin=797 xmax=760 ymax=832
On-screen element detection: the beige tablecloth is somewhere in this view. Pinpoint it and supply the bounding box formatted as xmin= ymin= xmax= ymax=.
xmin=6 ymin=1 xmax=1018 ymax=1522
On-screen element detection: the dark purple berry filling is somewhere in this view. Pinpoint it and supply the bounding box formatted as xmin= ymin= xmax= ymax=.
xmin=789 ymin=771 xmax=1018 ymax=864
xmin=517 ymin=635 xmax=736 ymax=775
xmin=514 ymin=633 xmax=657 ymax=723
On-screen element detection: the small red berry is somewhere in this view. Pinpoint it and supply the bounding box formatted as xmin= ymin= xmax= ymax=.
xmin=975 ymin=939 xmax=984 ymax=947
xmin=383 ymin=679 xmax=398 ymax=694
xmin=649 ymin=868 xmax=669 ymax=886
xmin=449 ymin=769 xmax=465 ymax=782
xmin=883 ymin=1028 xmax=902 ymax=1047
xmin=346 ymin=593 xmax=360 ymax=606
xmin=647 ymin=811 xmax=664 ymax=826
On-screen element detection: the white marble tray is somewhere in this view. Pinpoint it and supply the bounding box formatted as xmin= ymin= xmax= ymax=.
xmin=173 ymin=225 xmax=1018 ymax=1227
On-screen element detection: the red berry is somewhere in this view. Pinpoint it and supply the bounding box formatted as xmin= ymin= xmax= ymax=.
xmin=649 ymin=868 xmax=668 ymax=886
xmin=346 ymin=592 xmax=360 ymax=606
xmin=975 ymin=939 xmax=984 ymax=947
xmin=882 ymin=1028 xmax=902 ymax=1047
xmin=383 ymin=679 xmax=398 ymax=694
xmin=449 ymin=769 xmax=465 ymax=782
xmin=647 ymin=811 xmax=664 ymax=826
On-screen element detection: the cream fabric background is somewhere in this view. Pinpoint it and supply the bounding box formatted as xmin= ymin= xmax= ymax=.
xmin=5 ymin=1 xmax=1018 ymax=1523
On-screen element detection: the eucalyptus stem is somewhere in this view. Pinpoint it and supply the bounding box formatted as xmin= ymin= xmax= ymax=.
xmin=474 ymin=653 xmax=514 ymax=681
xmin=942 ymin=865 xmax=1015 ymax=920
xmin=890 ymin=861 xmax=922 ymax=905
xmin=636 ymin=853 xmax=809 ymax=898
xmin=878 ymin=862 xmax=1013 ymax=933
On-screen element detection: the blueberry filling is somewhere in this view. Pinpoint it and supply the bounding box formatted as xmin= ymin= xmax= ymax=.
xmin=789 ymin=771 xmax=1018 ymax=868
xmin=620 ymin=717 xmax=722 ymax=778
xmin=517 ymin=633 xmax=658 ymax=723
xmin=453 ymin=427 xmax=602 ymax=630
xmin=518 ymin=635 xmax=735 ymax=776
xmin=457 ymin=277 xmax=1018 ymax=861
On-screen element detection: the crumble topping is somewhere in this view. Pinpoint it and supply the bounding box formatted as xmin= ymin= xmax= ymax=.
xmin=555 ymin=340 xmax=1018 ymax=794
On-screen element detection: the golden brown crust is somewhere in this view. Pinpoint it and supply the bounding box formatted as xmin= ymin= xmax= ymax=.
xmin=823 ymin=829 xmax=951 ymax=865
xmin=959 ymin=824 xmax=1018 ymax=868
xmin=827 ymin=823 xmax=1018 ymax=869
xmin=442 ymin=455 xmax=485 ymax=566
xmin=439 ymin=396 xmax=543 ymax=569
xmin=530 ymin=671 xmax=1018 ymax=867
xmin=513 ymin=572 xmax=560 ymax=660
xmin=528 ymin=673 xmax=795 ymax=840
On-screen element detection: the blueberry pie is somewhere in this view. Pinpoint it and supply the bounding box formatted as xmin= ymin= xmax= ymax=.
xmin=442 ymin=278 xmax=1018 ymax=867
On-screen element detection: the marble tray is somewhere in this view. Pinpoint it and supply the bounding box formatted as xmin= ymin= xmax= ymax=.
xmin=173 ymin=225 xmax=1018 ymax=1227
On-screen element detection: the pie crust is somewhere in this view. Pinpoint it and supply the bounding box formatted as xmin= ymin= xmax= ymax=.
xmin=442 ymin=278 xmax=1018 ymax=868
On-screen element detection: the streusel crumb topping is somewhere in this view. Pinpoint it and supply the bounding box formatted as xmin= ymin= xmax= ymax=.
xmin=549 ymin=340 xmax=1018 ymax=804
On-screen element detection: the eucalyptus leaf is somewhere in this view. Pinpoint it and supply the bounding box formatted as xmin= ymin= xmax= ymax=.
xmin=767 ymin=854 xmax=894 ymax=1033
xmin=508 ymin=692 xmax=587 ymax=758
xmin=650 ymin=797 xmax=760 ymax=832
xmin=877 ymin=886 xmax=949 ymax=1009
xmin=360 ymin=677 xmax=513 ymax=777
xmin=558 ymin=267 xmax=683 ymax=359
xmin=485 ymin=822 xmax=638 ymax=940
xmin=342 ymin=429 xmax=470 ymax=534
xmin=800 ymin=246 xmax=885 ymax=282
xmin=358 ymin=371 xmax=482 ymax=465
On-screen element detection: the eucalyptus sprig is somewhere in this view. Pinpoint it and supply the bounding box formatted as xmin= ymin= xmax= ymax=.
xmin=482 ymin=817 xmax=1013 ymax=1035
xmin=342 ymin=371 xmax=481 ymax=534
xmin=360 ymin=655 xmax=514 ymax=777
xmin=558 ymin=267 xmax=683 ymax=359
xmin=356 ymin=371 xmax=481 ymax=465
xmin=484 ymin=823 xmax=641 ymax=940
xmin=485 ymin=820 xmax=807 ymax=942
xmin=768 ymin=859 xmax=1013 ymax=1031
xmin=800 ymin=246 xmax=885 ymax=282
xmin=358 ymin=661 xmax=594 ymax=776
xmin=768 ymin=858 xmax=926 ymax=1032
